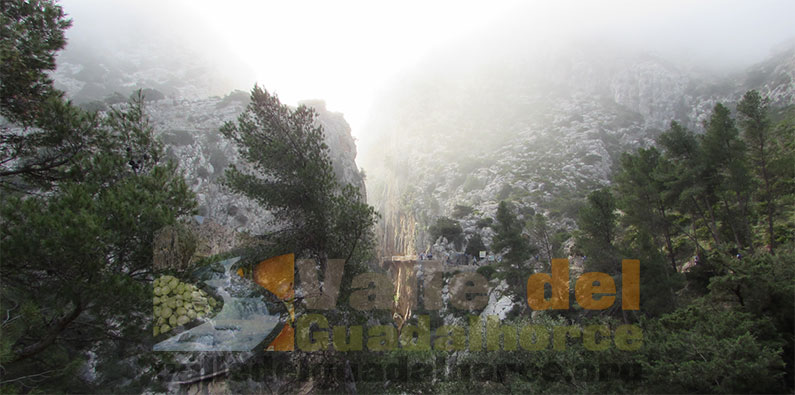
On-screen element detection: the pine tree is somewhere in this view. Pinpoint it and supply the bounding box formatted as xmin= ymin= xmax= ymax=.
xmin=703 ymin=103 xmax=753 ymax=250
xmin=464 ymin=233 xmax=487 ymax=258
xmin=0 ymin=94 xmax=196 ymax=392
xmin=220 ymin=86 xmax=377 ymax=262
xmin=1 ymin=2 xmax=196 ymax=391
xmin=737 ymin=90 xmax=778 ymax=251
xmin=491 ymin=201 xmax=533 ymax=266
xmin=615 ymin=147 xmax=681 ymax=271
xmin=528 ymin=213 xmax=553 ymax=267
xmin=576 ymin=188 xmax=619 ymax=273
xmin=0 ymin=0 xmax=94 ymax=188
xmin=429 ymin=216 xmax=464 ymax=249
xmin=0 ymin=0 xmax=71 ymax=124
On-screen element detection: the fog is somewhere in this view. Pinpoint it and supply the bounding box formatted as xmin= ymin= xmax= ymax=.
xmin=57 ymin=0 xmax=794 ymax=140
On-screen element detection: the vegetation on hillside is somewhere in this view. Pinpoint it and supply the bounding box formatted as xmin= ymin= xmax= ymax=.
xmin=416 ymin=91 xmax=794 ymax=394
xmin=220 ymin=86 xmax=378 ymax=265
xmin=1 ymin=1 xmax=793 ymax=394
xmin=1 ymin=1 xmax=196 ymax=391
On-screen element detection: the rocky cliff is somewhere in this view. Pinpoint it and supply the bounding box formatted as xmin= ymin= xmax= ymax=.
xmin=361 ymin=42 xmax=795 ymax=258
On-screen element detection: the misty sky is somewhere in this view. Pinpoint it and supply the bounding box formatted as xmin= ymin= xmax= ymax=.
xmin=58 ymin=0 xmax=794 ymax=140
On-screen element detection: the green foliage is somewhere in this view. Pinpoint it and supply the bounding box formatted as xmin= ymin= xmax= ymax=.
xmin=624 ymin=228 xmax=684 ymax=317
xmin=329 ymin=184 xmax=380 ymax=263
xmin=476 ymin=217 xmax=493 ymax=228
xmin=528 ymin=213 xmax=553 ymax=266
xmin=615 ymin=147 xmax=680 ymax=271
xmin=654 ymin=105 xmax=768 ymax=254
xmin=707 ymin=248 xmax=795 ymax=383
xmin=703 ymin=103 xmax=754 ymax=248
xmin=462 ymin=174 xmax=485 ymax=192
xmin=578 ymin=189 xmax=617 ymax=249
xmin=475 ymin=264 xmax=496 ymax=280
xmin=136 ymin=88 xmax=164 ymax=102
xmin=0 ymin=4 xmax=196 ymax=390
xmin=496 ymin=183 xmax=512 ymax=200
xmin=0 ymin=92 xmax=96 ymax=188
xmin=491 ymin=201 xmax=535 ymax=266
xmin=737 ymin=90 xmax=794 ymax=251
xmin=465 ymin=233 xmax=487 ymax=257
xmin=429 ymin=216 xmax=463 ymax=249
xmin=220 ymin=86 xmax=378 ymax=263
xmin=576 ymin=188 xmax=619 ymax=273
xmin=582 ymin=92 xmax=795 ymax=391
xmin=550 ymin=230 xmax=570 ymax=257
xmin=0 ymin=0 xmax=71 ymax=125
xmin=642 ymin=300 xmax=786 ymax=393
xmin=451 ymin=204 xmax=474 ymax=219
xmin=0 ymin=96 xmax=196 ymax=391
xmin=216 ymin=89 xmax=250 ymax=109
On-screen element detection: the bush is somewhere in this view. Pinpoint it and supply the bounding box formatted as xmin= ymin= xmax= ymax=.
xmin=216 ymin=89 xmax=250 ymax=108
xmin=465 ymin=233 xmax=487 ymax=257
xmin=641 ymin=301 xmax=786 ymax=394
xmin=476 ymin=217 xmax=493 ymax=228
xmin=497 ymin=184 xmax=512 ymax=200
xmin=429 ymin=216 xmax=463 ymax=248
xmin=476 ymin=265 xmax=496 ymax=280
xmin=452 ymin=204 xmax=474 ymax=219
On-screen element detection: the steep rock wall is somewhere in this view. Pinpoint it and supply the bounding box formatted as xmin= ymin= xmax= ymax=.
xmin=362 ymin=44 xmax=794 ymax=258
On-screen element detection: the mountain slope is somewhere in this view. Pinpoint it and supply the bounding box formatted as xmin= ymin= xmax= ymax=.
xmin=361 ymin=41 xmax=794 ymax=258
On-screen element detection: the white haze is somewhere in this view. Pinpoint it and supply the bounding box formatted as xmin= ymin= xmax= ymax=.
xmin=58 ymin=0 xmax=794 ymax=141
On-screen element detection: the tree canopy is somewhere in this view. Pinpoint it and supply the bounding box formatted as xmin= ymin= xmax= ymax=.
xmin=220 ymin=86 xmax=378 ymax=263
xmin=491 ymin=200 xmax=535 ymax=265
xmin=1 ymin=2 xmax=196 ymax=391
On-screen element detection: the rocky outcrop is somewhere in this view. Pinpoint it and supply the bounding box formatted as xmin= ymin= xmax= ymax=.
xmin=300 ymin=100 xmax=367 ymax=200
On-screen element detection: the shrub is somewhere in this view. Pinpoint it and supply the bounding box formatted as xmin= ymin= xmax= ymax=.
xmin=465 ymin=233 xmax=487 ymax=257
xmin=429 ymin=216 xmax=463 ymax=248
xmin=476 ymin=217 xmax=493 ymax=228
xmin=452 ymin=204 xmax=474 ymax=219
xmin=476 ymin=265 xmax=496 ymax=280
xmin=216 ymin=89 xmax=250 ymax=108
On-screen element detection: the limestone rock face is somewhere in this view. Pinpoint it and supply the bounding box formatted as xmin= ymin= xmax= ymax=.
xmin=301 ymin=100 xmax=367 ymax=201
xmin=361 ymin=43 xmax=795 ymax=258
